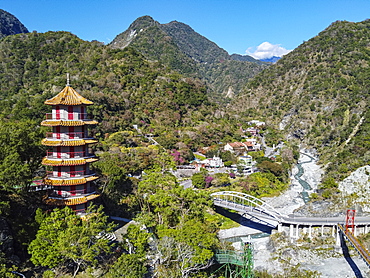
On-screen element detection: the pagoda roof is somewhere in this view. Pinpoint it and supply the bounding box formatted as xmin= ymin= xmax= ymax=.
xmin=45 ymin=85 xmax=93 ymax=106
xmin=42 ymin=157 xmax=98 ymax=166
xmin=43 ymin=176 xmax=99 ymax=186
xmin=41 ymin=138 xmax=98 ymax=147
xmin=41 ymin=119 xmax=98 ymax=127
xmin=45 ymin=193 xmax=100 ymax=206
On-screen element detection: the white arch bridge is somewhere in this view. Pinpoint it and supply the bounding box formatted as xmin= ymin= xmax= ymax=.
xmin=211 ymin=191 xmax=370 ymax=228
xmin=212 ymin=191 xmax=370 ymax=269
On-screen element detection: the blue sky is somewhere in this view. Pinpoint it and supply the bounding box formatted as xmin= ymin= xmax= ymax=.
xmin=1 ymin=0 xmax=370 ymax=58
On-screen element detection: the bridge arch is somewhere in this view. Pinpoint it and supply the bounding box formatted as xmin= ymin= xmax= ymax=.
xmin=211 ymin=191 xmax=285 ymax=222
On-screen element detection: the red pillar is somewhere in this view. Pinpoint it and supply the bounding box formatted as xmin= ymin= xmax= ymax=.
xmin=345 ymin=209 xmax=356 ymax=233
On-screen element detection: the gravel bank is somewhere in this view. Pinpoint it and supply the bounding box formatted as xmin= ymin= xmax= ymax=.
xmin=219 ymin=150 xmax=370 ymax=277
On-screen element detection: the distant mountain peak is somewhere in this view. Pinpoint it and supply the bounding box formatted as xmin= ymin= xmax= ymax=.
xmin=260 ymin=56 xmax=281 ymax=63
xmin=0 ymin=9 xmax=29 ymax=39
xmin=230 ymin=53 xmax=266 ymax=64
xmin=110 ymin=15 xmax=160 ymax=49
xmin=127 ymin=15 xmax=159 ymax=33
xmin=110 ymin=16 xmax=269 ymax=97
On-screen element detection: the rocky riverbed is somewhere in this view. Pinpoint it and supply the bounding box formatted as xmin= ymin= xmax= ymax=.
xmin=218 ymin=150 xmax=370 ymax=277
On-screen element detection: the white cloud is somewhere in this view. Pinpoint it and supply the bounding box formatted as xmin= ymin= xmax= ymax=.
xmin=246 ymin=42 xmax=292 ymax=60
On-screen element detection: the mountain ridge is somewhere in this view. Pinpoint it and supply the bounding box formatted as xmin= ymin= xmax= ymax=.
xmin=260 ymin=56 xmax=281 ymax=63
xmin=110 ymin=15 xmax=269 ymax=98
xmin=0 ymin=9 xmax=29 ymax=39
xmin=231 ymin=19 xmax=370 ymax=182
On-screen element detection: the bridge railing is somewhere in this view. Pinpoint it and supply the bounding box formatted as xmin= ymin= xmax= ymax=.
xmin=214 ymin=250 xmax=245 ymax=267
xmin=213 ymin=198 xmax=281 ymax=222
xmin=211 ymin=191 xmax=285 ymax=221
xmin=338 ymin=223 xmax=370 ymax=268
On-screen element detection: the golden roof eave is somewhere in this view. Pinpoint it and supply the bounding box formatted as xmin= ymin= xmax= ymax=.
xmin=41 ymin=138 xmax=98 ymax=146
xmin=45 ymin=86 xmax=93 ymax=106
xmin=41 ymin=120 xmax=98 ymax=126
xmin=43 ymin=176 xmax=99 ymax=186
xmin=45 ymin=194 xmax=100 ymax=206
xmin=42 ymin=157 xmax=98 ymax=166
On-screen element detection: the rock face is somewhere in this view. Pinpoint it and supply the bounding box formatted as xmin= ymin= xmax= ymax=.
xmin=338 ymin=165 xmax=370 ymax=212
xmin=0 ymin=217 xmax=14 ymax=256
xmin=0 ymin=9 xmax=29 ymax=39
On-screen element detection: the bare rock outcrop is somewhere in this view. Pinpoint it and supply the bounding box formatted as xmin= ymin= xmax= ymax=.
xmin=338 ymin=165 xmax=370 ymax=212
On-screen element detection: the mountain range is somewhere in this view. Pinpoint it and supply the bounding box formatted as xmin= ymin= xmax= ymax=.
xmin=110 ymin=16 xmax=269 ymax=99
xmin=0 ymin=9 xmax=369 ymax=186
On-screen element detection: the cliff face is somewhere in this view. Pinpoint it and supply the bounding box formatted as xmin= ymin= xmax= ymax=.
xmin=0 ymin=9 xmax=29 ymax=39
xmin=339 ymin=165 xmax=370 ymax=212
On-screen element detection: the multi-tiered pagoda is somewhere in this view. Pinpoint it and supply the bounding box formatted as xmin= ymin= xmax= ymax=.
xmin=41 ymin=80 xmax=100 ymax=213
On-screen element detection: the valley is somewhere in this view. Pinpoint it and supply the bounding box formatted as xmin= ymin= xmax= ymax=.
xmin=0 ymin=8 xmax=369 ymax=278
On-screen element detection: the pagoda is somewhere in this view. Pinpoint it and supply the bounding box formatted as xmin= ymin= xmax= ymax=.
xmin=41 ymin=78 xmax=100 ymax=213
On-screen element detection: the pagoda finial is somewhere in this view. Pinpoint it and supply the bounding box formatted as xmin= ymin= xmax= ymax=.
xmin=66 ymin=73 xmax=70 ymax=86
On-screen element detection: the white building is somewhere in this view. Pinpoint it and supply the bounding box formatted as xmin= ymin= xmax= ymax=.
xmin=238 ymin=155 xmax=252 ymax=168
xmin=197 ymin=156 xmax=224 ymax=168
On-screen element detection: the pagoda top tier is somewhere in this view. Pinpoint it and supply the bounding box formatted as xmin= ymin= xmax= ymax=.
xmin=45 ymin=85 xmax=93 ymax=106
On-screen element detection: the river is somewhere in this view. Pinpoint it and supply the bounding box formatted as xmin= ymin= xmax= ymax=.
xmin=294 ymin=152 xmax=318 ymax=203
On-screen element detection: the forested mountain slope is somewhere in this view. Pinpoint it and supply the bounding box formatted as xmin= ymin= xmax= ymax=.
xmin=232 ymin=19 xmax=370 ymax=181
xmin=110 ymin=16 xmax=269 ymax=99
xmin=0 ymin=31 xmax=248 ymax=151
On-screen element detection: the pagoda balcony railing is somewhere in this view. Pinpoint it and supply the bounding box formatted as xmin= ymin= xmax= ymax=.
xmin=46 ymin=170 xmax=90 ymax=178
xmin=45 ymin=113 xmax=91 ymax=120
xmin=51 ymin=189 xmax=91 ymax=197
xmin=45 ymin=132 xmax=88 ymax=140
xmin=46 ymin=151 xmax=93 ymax=159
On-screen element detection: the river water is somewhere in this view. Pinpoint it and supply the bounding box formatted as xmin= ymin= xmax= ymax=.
xmin=294 ymin=152 xmax=317 ymax=203
xmin=219 ymin=150 xmax=321 ymax=241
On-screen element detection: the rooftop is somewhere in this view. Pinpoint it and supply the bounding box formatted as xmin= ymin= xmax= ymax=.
xmin=44 ymin=85 xmax=93 ymax=106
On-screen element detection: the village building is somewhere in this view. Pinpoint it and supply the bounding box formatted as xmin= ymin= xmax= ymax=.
xmin=237 ymin=154 xmax=253 ymax=174
xmin=40 ymin=79 xmax=100 ymax=213
xmin=224 ymin=142 xmax=248 ymax=154
xmin=238 ymin=154 xmax=253 ymax=167
xmin=224 ymin=140 xmax=260 ymax=154
xmin=195 ymin=156 xmax=224 ymax=168
xmin=244 ymin=127 xmax=259 ymax=136
xmin=245 ymin=138 xmax=261 ymax=151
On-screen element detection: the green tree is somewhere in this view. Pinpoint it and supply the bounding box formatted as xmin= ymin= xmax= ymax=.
xmin=220 ymin=151 xmax=236 ymax=163
xmin=257 ymin=160 xmax=284 ymax=178
xmin=123 ymin=224 xmax=150 ymax=256
xmin=28 ymin=206 xmax=115 ymax=277
xmin=191 ymin=173 xmax=206 ymax=189
xmin=0 ymin=265 xmax=17 ymax=278
xmin=320 ymin=177 xmax=338 ymax=189
xmin=0 ymin=120 xmax=45 ymax=190
xmin=0 ymin=251 xmax=17 ymax=278
xmin=240 ymin=172 xmax=287 ymax=197
xmin=94 ymin=152 xmax=128 ymax=194
xmin=155 ymin=220 xmax=216 ymax=278
xmin=106 ymin=253 xmax=147 ymax=278
xmin=212 ymin=173 xmax=230 ymax=187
